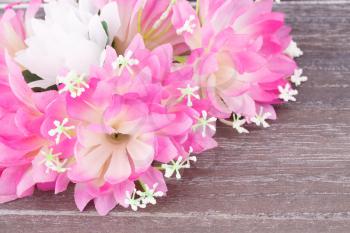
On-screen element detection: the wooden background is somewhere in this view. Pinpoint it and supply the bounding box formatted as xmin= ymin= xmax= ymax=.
xmin=1 ymin=0 xmax=350 ymax=232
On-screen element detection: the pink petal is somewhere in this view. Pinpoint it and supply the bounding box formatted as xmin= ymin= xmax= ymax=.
xmin=199 ymin=53 xmax=219 ymax=75
xmin=16 ymin=168 xmax=35 ymax=197
xmin=55 ymin=173 xmax=70 ymax=194
xmin=94 ymin=192 xmax=117 ymax=216
xmin=127 ymin=138 xmax=154 ymax=173
xmin=74 ymin=183 xmax=94 ymax=211
xmin=5 ymin=53 xmax=35 ymax=109
xmin=155 ymin=136 xmax=178 ymax=163
xmin=104 ymin=148 xmax=131 ymax=184
xmin=69 ymin=145 xmax=111 ymax=182
xmin=0 ymin=166 xmax=26 ymax=203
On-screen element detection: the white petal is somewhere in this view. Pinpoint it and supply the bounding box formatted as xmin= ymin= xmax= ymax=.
xmin=100 ymin=2 xmax=121 ymax=44
xmin=79 ymin=0 xmax=99 ymax=15
xmin=88 ymin=15 xmax=108 ymax=48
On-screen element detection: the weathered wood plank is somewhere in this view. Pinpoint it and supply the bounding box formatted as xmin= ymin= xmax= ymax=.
xmin=0 ymin=2 xmax=350 ymax=233
xmin=1 ymin=214 xmax=350 ymax=233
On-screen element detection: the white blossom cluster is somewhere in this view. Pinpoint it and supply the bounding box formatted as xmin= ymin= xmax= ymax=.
xmin=125 ymin=148 xmax=197 ymax=211
xmin=125 ymin=183 xmax=165 ymax=211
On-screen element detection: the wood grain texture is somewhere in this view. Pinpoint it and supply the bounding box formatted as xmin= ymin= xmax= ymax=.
xmin=1 ymin=1 xmax=350 ymax=233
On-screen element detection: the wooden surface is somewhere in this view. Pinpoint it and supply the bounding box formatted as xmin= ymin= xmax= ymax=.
xmin=1 ymin=1 xmax=350 ymax=232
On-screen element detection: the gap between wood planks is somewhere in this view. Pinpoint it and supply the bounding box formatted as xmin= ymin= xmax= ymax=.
xmin=1 ymin=209 xmax=350 ymax=220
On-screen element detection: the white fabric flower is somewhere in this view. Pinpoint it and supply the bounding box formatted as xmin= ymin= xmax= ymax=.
xmin=177 ymin=84 xmax=200 ymax=107
xmin=232 ymin=114 xmax=249 ymax=134
xmin=48 ymin=118 xmax=75 ymax=144
xmin=136 ymin=183 xmax=164 ymax=205
xmin=291 ymin=69 xmax=308 ymax=86
xmin=278 ymin=84 xmax=298 ymax=102
xmin=15 ymin=0 xmax=120 ymax=88
xmin=162 ymin=148 xmax=197 ymax=180
xmin=250 ymin=107 xmax=272 ymax=128
xmin=125 ymin=189 xmax=146 ymax=211
xmin=284 ymin=40 xmax=303 ymax=58
xmin=192 ymin=111 xmax=217 ymax=137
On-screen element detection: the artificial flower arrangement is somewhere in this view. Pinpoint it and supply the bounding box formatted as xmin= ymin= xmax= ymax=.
xmin=0 ymin=0 xmax=307 ymax=215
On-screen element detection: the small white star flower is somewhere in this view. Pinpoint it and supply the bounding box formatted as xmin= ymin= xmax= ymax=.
xmin=48 ymin=118 xmax=75 ymax=144
xmin=291 ymin=69 xmax=308 ymax=86
xmin=251 ymin=107 xmax=272 ymax=128
xmin=125 ymin=189 xmax=146 ymax=211
xmin=57 ymin=71 xmax=89 ymax=98
xmin=192 ymin=111 xmax=217 ymax=137
xmin=161 ymin=148 xmax=197 ymax=180
xmin=278 ymin=83 xmax=298 ymax=102
xmin=177 ymin=84 xmax=200 ymax=107
xmin=40 ymin=148 xmax=69 ymax=174
xmin=112 ymin=50 xmax=139 ymax=75
xmin=137 ymin=183 xmax=164 ymax=205
xmin=176 ymin=15 xmax=196 ymax=35
xmin=284 ymin=40 xmax=303 ymax=58
xmin=232 ymin=114 xmax=249 ymax=134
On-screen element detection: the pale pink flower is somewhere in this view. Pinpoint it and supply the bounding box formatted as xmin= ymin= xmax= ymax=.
xmin=62 ymin=35 xmax=208 ymax=214
xmin=178 ymin=0 xmax=297 ymax=121
xmin=0 ymin=9 xmax=25 ymax=58
xmin=92 ymin=0 xmax=191 ymax=55
xmin=0 ymin=54 xmax=73 ymax=203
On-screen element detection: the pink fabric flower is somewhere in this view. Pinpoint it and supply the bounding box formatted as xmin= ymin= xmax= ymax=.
xmin=92 ymin=0 xmax=192 ymax=55
xmin=0 ymin=0 xmax=41 ymax=58
xmin=0 ymin=1 xmax=75 ymax=200
xmin=63 ymin=34 xmax=217 ymax=214
xmin=177 ymin=0 xmax=297 ymax=120
xmin=0 ymin=53 xmax=72 ymax=203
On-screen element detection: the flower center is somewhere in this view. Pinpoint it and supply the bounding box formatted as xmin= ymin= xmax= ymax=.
xmin=107 ymin=132 xmax=130 ymax=144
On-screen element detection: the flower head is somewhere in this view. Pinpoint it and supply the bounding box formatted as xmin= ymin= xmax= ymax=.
xmin=0 ymin=54 xmax=72 ymax=203
xmin=111 ymin=0 xmax=192 ymax=55
xmin=232 ymin=114 xmax=249 ymax=134
xmin=15 ymin=0 xmax=121 ymax=88
xmin=285 ymin=40 xmax=304 ymax=58
xmin=278 ymin=83 xmax=298 ymax=102
xmin=250 ymin=107 xmax=272 ymax=128
xmin=48 ymin=118 xmax=75 ymax=144
xmin=161 ymin=148 xmax=197 ymax=179
xmin=57 ymin=71 xmax=89 ymax=98
xmin=125 ymin=189 xmax=146 ymax=211
xmin=183 ymin=0 xmax=297 ymax=121
xmin=177 ymin=84 xmax=200 ymax=107
xmin=291 ymin=69 xmax=308 ymax=86
xmin=136 ymin=183 xmax=164 ymax=205
xmin=67 ymin=36 xmax=194 ymax=189
xmin=112 ymin=50 xmax=140 ymax=75
xmin=192 ymin=111 xmax=217 ymax=137
xmin=40 ymin=148 xmax=69 ymax=174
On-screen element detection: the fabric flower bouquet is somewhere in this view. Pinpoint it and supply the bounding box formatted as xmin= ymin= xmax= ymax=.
xmin=0 ymin=0 xmax=307 ymax=215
